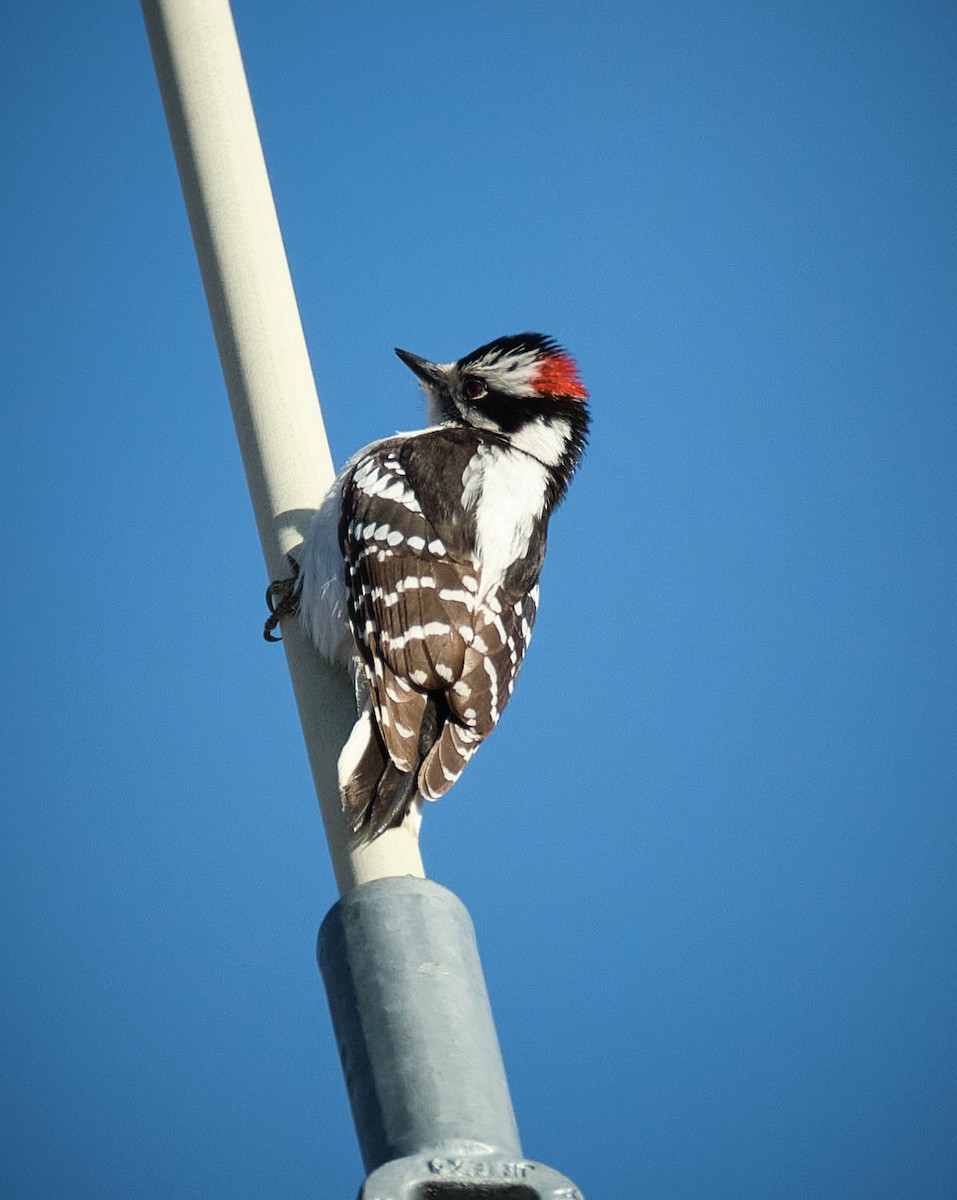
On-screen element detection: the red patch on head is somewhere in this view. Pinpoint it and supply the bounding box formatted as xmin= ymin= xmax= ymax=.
xmin=532 ymin=352 xmax=588 ymax=399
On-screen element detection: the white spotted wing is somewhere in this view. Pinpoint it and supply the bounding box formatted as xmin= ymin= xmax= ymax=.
xmin=340 ymin=432 xmax=541 ymax=800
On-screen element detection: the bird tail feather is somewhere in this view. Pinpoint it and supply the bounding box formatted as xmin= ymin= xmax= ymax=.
xmin=338 ymin=699 xmax=442 ymax=842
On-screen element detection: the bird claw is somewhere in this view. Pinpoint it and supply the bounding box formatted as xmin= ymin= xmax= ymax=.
xmin=263 ymin=557 xmax=301 ymax=642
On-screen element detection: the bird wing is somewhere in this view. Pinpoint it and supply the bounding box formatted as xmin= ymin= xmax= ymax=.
xmin=341 ymin=437 xmax=476 ymax=774
xmin=417 ymin=575 xmax=540 ymax=800
xmin=341 ymin=432 xmax=542 ymax=799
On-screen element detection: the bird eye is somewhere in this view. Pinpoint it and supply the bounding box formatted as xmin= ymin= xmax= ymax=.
xmin=462 ymin=377 xmax=487 ymax=401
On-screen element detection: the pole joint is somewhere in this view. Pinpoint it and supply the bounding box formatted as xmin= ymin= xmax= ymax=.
xmin=319 ymin=878 xmax=584 ymax=1199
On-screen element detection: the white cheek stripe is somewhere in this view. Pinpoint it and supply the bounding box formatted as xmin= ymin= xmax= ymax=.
xmin=510 ymin=416 xmax=571 ymax=467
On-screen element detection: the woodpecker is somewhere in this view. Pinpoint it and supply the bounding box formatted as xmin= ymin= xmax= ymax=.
xmin=266 ymin=333 xmax=589 ymax=841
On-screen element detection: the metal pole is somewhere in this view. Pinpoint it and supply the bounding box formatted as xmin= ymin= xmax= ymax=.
xmin=140 ymin=0 xmax=424 ymax=893
xmin=318 ymin=877 xmax=585 ymax=1199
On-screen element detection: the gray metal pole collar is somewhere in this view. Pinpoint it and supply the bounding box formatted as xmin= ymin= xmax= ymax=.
xmin=318 ymin=877 xmax=584 ymax=1198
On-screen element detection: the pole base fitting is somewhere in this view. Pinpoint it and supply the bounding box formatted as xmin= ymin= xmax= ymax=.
xmin=318 ymin=877 xmax=584 ymax=1200
xmin=359 ymin=1141 xmax=584 ymax=1199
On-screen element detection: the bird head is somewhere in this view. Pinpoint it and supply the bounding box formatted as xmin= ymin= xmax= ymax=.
xmin=395 ymin=333 xmax=590 ymax=490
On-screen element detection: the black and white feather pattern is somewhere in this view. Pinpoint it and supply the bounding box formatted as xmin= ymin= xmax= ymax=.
xmin=291 ymin=333 xmax=589 ymax=840
xmin=336 ymin=429 xmax=542 ymax=831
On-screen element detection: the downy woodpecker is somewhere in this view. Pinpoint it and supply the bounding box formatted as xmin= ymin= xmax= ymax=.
xmin=266 ymin=333 xmax=589 ymax=840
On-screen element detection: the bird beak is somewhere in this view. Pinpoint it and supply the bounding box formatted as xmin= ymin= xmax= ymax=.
xmin=394 ymin=347 xmax=447 ymax=388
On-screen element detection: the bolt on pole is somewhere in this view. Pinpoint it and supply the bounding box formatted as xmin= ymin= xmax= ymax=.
xmin=140 ymin=3 xmax=584 ymax=1194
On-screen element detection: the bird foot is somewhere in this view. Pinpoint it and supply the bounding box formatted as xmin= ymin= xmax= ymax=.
xmin=263 ymin=557 xmax=301 ymax=642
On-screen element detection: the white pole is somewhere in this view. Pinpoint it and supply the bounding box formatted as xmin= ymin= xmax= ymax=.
xmin=141 ymin=0 xmax=425 ymax=893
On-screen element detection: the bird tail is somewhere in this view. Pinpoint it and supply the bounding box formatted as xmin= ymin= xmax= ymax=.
xmin=338 ymin=700 xmax=442 ymax=842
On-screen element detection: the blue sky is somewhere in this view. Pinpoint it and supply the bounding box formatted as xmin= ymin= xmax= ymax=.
xmin=3 ymin=2 xmax=956 ymax=1197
